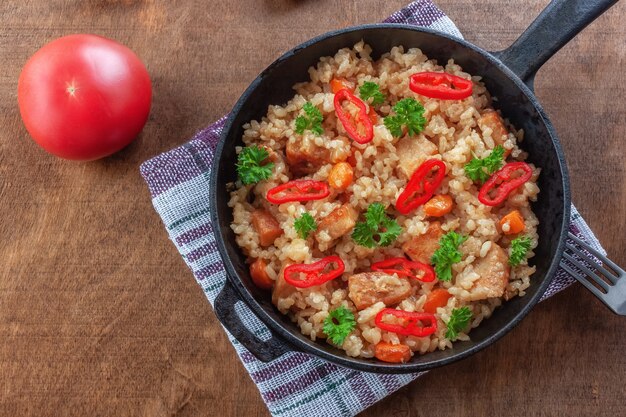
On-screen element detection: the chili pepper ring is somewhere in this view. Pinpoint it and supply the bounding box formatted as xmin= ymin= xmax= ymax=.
xmin=266 ymin=179 xmax=330 ymax=204
xmin=333 ymin=88 xmax=374 ymax=144
xmin=409 ymin=72 xmax=473 ymax=100
xmin=283 ymin=256 xmax=345 ymax=288
xmin=478 ymin=162 xmax=533 ymax=206
xmin=395 ymin=159 xmax=446 ymax=215
xmin=375 ymin=308 xmax=438 ymax=337
xmin=371 ymin=257 xmax=436 ymax=282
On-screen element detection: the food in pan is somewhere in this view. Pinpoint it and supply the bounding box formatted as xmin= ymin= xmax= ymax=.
xmin=228 ymin=42 xmax=539 ymax=362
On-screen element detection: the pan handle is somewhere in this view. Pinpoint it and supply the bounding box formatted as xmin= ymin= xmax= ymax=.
xmin=214 ymin=279 xmax=293 ymax=362
xmin=492 ymin=0 xmax=618 ymax=88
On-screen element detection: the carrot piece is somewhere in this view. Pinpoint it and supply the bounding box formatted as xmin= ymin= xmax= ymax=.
xmin=499 ymin=209 xmax=525 ymax=235
xmin=251 ymin=210 xmax=283 ymax=247
xmin=250 ymin=259 xmax=273 ymax=290
xmin=374 ymin=342 xmax=411 ymax=363
xmin=423 ymin=289 xmax=451 ymax=313
xmin=328 ymin=162 xmax=354 ymax=191
xmin=424 ymin=194 xmax=454 ymax=217
xmin=330 ymin=78 xmax=355 ymax=94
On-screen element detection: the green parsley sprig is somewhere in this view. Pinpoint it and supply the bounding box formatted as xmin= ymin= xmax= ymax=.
xmin=294 ymin=212 xmax=317 ymax=239
xmin=295 ymin=102 xmax=324 ymax=135
xmin=509 ymin=236 xmax=532 ymax=266
xmin=236 ymin=145 xmax=275 ymax=185
xmin=430 ymin=231 xmax=468 ymax=281
xmin=351 ymin=203 xmax=401 ymax=248
xmin=445 ymin=306 xmax=472 ymax=340
xmin=464 ymin=145 xmax=505 ymax=183
xmin=359 ymin=81 xmax=385 ymax=105
xmin=323 ymin=306 xmax=356 ymax=345
xmin=383 ymin=98 xmax=426 ymax=137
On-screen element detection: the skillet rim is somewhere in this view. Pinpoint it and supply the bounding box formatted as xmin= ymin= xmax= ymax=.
xmin=209 ymin=23 xmax=571 ymax=373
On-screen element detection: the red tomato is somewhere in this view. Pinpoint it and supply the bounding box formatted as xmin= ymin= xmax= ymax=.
xmin=18 ymin=34 xmax=152 ymax=161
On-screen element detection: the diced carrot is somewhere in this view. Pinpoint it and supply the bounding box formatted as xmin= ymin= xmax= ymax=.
xmin=250 ymin=259 xmax=273 ymax=290
xmin=374 ymin=342 xmax=411 ymax=363
xmin=423 ymin=289 xmax=451 ymax=313
xmin=424 ymin=194 xmax=454 ymax=217
xmin=330 ymin=78 xmax=355 ymax=94
xmin=251 ymin=210 xmax=283 ymax=247
xmin=328 ymin=162 xmax=354 ymax=191
xmin=499 ymin=210 xmax=525 ymax=235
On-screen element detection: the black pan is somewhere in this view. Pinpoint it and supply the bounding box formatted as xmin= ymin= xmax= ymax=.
xmin=209 ymin=0 xmax=617 ymax=373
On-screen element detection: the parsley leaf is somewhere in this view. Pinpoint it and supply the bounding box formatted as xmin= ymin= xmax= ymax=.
xmin=359 ymin=81 xmax=385 ymax=105
xmin=236 ymin=146 xmax=275 ymax=185
xmin=351 ymin=203 xmax=401 ymax=248
xmin=295 ymin=116 xmax=308 ymax=134
xmin=430 ymin=231 xmax=468 ymax=281
xmin=445 ymin=306 xmax=472 ymax=340
xmin=351 ymin=222 xmax=376 ymax=248
xmin=509 ymin=235 xmax=533 ymax=266
xmin=294 ymin=212 xmax=317 ymax=239
xmin=365 ymin=202 xmax=386 ymax=229
xmin=323 ymin=306 xmax=356 ymax=345
xmin=295 ymin=102 xmax=324 ymax=135
xmin=464 ymin=146 xmax=505 ymax=183
xmin=378 ymin=218 xmax=402 ymax=247
xmin=383 ymin=98 xmax=426 ymax=137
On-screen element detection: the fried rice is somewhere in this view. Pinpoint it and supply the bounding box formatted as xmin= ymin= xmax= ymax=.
xmin=227 ymin=41 xmax=540 ymax=360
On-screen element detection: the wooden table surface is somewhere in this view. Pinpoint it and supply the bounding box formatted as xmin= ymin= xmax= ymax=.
xmin=1 ymin=1 xmax=624 ymax=416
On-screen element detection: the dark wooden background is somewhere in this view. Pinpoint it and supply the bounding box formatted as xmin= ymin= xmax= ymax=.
xmin=1 ymin=1 xmax=624 ymax=416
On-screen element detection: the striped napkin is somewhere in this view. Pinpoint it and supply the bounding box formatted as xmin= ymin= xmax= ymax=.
xmin=140 ymin=1 xmax=606 ymax=416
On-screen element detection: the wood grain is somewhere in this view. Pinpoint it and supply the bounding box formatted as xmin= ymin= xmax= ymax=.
xmin=0 ymin=1 xmax=624 ymax=416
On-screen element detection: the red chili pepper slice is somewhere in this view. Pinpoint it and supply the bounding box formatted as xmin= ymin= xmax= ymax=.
xmin=283 ymin=256 xmax=345 ymax=288
xmin=409 ymin=72 xmax=473 ymax=100
xmin=395 ymin=159 xmax=446 ymax=215
xmin=478 ymin=162 xmax=533 ymax=206
xmin=266 ymin=180 xmax=330 ymax=204
xmin=371 ymin=257 xmax=435 ymax=282
xmin=375 ymin=308 xmax=438 ymax=337
xmin=333 ymin=88 xmax=374 ymax=144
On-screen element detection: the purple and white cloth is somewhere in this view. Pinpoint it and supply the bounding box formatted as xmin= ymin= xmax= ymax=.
xmin=140 ymin=1 xmax=606 ymax=416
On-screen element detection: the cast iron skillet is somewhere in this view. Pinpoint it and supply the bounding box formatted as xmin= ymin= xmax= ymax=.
xmin=209 ymin=0 xmax=617 ymax=373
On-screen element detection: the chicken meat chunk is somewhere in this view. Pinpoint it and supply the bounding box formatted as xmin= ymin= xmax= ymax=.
xmin=348 ymin=272 xmax=413 ymax=310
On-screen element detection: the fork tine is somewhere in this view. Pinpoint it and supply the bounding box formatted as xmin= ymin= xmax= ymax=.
xmin=560 ymin=261 xmax=606 ymax=298
xmin=568 ymin=232 xmax=625 ymax=277
xmin=562 ymin=252 xmax=610 ymax=292
xmin=565 ymin=241 xmax=618 ymax=284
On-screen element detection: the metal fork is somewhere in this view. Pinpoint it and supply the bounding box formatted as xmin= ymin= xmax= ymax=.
xmin=560 ymin=232 xmax=626 ymax=315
